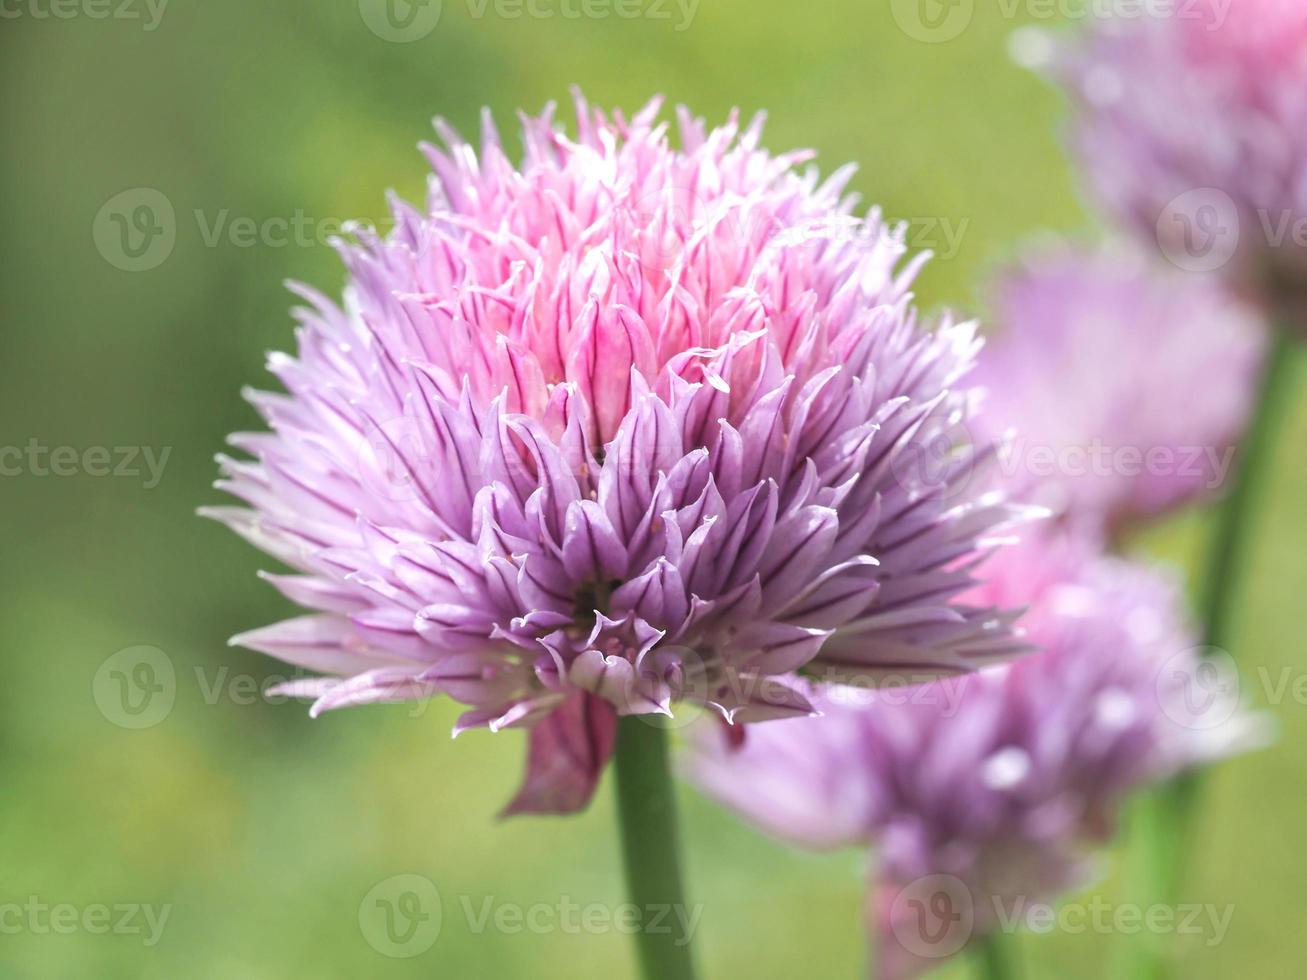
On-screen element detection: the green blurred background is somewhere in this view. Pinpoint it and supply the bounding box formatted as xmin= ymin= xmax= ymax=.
xmin=2 ymin=1 xmax=1305 ymax=976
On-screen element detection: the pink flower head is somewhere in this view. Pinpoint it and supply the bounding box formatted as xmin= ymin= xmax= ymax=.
xmin=973 ymin=247 xmax=1264 ymax=536
xmin=690 ymin=529 xmax=1264 ymax=977
xmin=1036 ymin=0 xmax=1307 ymax=313
xmin=204 ymin=94 xmax=1031 ymax=815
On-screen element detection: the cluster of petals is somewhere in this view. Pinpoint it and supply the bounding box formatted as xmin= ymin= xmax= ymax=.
xmin=690 ymin=529 xmax=1264 ymax=977
xmin=1040 ymin=0 xmax=1307 ymax=308
xmin=205 ymin=94 xmax=1030 ymax=813
xmin=971 ymin=247 xmax=1263 ymax=536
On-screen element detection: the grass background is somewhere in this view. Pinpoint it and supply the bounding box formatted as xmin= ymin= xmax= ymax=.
xmin=2 ymin=1 xmax=1304 ymax=976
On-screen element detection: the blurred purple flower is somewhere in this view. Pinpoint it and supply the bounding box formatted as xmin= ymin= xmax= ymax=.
xmin=690 ymin=529 xmax=1265 ymax=977
xmin=973 ymin=248 xmax=1264 ymax=536
xmin=203 ymin=93 xmax=1031 ymax=815
xmin=1036 ymin=0 xmax=1307 ymax=315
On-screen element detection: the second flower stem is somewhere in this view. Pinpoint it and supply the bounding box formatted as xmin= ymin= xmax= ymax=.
xmin=1136 ymin=323 xmax=1297 ymax=979
xmin=976 ymin=932 xmax=1022 ymax=980
xmin=1199 ymin=325 xmax=1298 ymax=657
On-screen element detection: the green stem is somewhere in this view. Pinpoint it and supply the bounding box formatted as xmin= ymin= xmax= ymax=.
xmin=1199 ymin=325 xmax=1298 ymax=656
xmin=1172 ymin=324 xmax=1296 ymax=838
xmin=1129 ymin=324 xmax=1298 ymax=979
xmin=613 ymin=717 xmax=697 ymax=980
xmin=975 ymin=932 xmax=1021 ymax=980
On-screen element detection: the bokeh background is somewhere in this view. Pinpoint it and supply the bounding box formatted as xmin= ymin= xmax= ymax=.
xmin=3 ymin=1 xmax=1305 ymax=976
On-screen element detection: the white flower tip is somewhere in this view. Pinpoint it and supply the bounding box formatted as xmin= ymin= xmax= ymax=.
xmin=982 ymin=746 xmax=1032 ymax=791
xmin=1009 ymin=27 xmax=1056 ymax=70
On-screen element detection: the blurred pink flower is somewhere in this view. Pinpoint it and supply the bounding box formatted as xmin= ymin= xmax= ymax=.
xmin=204 ymin=94 xmax=1030 ymax=815
xmin=690 ymin=529 xmax=1265 ymax=977
xmin=1040 ymin=0 xmax=1307 ymax=314
xmin=973 ymin=248 xmax=1264 ymax=536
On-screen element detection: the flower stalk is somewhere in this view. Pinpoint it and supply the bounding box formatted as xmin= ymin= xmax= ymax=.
xmin=1133 ymin=322 xmax=1298 ymax=979
xmin=614 ymin=717 xmax=697 ymax=980
xmin=976 ymin=932 xmax=1021 ymax=980
xmin=1198 ymin=325 xmax=1298 ymax=658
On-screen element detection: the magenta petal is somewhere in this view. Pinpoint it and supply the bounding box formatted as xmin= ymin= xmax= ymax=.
xmin=501 ymin=692 xmax=618 ymax=817
xmin=561 ymin=499 xmax=629 ymax=583
xmin=230 ymin=615 xmax=410 ymax=675
xmin=307 ymin=668 xmax=439 ymax=717
xmin=733 ymin=621 xmax=833 ymax=675
xmin=708 ymin=677 xmax=817 ymax=725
